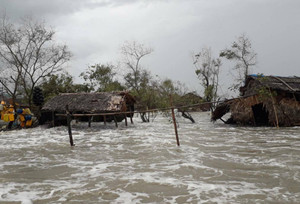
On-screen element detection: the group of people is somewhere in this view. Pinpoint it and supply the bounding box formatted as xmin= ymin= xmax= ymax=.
xmin=0 ymin=100 xmax=33 ymax=129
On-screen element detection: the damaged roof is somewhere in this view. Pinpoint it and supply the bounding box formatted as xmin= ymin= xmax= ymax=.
xmin=42 ymin=92 xmax=135 ymax=113
xmin=241 ymin=75 xmax=300 ymax=96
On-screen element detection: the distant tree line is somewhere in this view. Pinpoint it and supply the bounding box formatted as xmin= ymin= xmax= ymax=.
xmin=39 ymin=39 xmax=200 ymax=122
xmin=0 ymin=16 xmax=257 ymax=122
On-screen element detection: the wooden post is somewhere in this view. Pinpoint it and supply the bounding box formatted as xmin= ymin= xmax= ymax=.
xmin=130 ymin=115 xmax=133 ymax=124
xmin=113 ymin=115 xmax=118 ymax=128
xmin=268 ymin=87 xmax=279 ymax=128
xmin=103 ymin=115 xmax=107 ymax=126
xmin=130 ymin=108 xmax=134 ymax=124
xmin=88 ymin=116 xmax=92 ymax=127
xmin=147 ymin=106 xmax=150 ymax=122
xmin=66 ymin=105 xmax=74 ymax=146
xmin=272 ymin=102 xmax=279 ymax=128
xmin=52 ymin=111 xmax=55 ymax=127
xmin=170 ymin=95 xmax=180 ymax=146
xmin=124 ymin=114 xmax=128 ymax=126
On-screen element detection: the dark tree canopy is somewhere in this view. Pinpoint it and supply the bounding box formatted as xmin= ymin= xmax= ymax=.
xmin=41 ymin=72 xmax=90 ymax=101
xmin=80 ymin=63 xmax=124 ymax=92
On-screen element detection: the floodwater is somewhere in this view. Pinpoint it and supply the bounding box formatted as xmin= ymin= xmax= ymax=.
xmin=0 ymin=112 xmax=300 ymax=204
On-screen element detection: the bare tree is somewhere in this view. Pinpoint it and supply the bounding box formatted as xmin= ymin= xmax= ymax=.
xmin=193 ymin=47 xmax=221 ymax=109
xmin=0 ymin=15 xmax=71 ymax=107
xmin=120 ymin=41 xmax=154 ymax=122
xmin=220 ymin=34 xmax=256 ymax=91
xmin=121 ymin=41 xmax=153 ymax=94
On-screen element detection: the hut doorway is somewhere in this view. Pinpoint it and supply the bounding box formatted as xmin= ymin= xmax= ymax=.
xmin=252 ymin=103 xmax=269 ymax=126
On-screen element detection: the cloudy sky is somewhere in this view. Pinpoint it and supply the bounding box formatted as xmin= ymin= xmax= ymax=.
xmin=1 ymin=0 xmax=300 ymax=97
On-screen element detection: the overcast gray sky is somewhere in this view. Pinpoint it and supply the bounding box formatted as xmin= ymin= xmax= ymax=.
xmin=1 ymin=0 xmax=300 ymax=97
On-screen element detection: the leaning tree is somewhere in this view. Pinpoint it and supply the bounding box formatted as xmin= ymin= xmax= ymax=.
xmin=0 ymin=15 xmax=71 ymax=108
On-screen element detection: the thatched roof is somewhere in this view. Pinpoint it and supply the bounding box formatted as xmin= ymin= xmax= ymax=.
xmin=241 ymin=75 xmax=300 ymax=96
xmin=42 ymin=92 xmax=135 ymax=113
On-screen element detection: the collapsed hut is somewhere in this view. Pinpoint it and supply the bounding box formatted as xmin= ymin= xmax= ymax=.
xmin=212 ymin=75 xmax=300 ymax=127
xmin=40 ymin=92 xmax=135 ymax=126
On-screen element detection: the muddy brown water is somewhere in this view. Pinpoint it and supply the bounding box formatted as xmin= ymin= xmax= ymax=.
xmin=0 ymin=112 xmax=299 ymax=203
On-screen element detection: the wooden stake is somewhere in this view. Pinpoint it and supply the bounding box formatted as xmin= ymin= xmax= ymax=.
xmin=124 ymin=114 xmax=128 ymax=126
xmin=52 ymin=111 xmax=55 ymax=127
xmin=103 ymin=115 xmax=107 ymax=126
xmin=88 ymin=116 xmax=92 ymax=127
xmin=272 ymin=102 xmax=279 ymax=128
xmin=147 ymin=106 xmax=150 ymax=122
xmin=268 ymin=87 xmax=279 ymax=128
xmin=130 ymin=107 xmax=134 ymax=124
xmin=130 ymin=115 xmax=133 ymax=124
xmin=114 ymin=115 xmax=118 ymax=128
xmin=66 ymin=105 xmax=74 ymax=146
xmin=170 ymin=95 xmax=180 ymax=146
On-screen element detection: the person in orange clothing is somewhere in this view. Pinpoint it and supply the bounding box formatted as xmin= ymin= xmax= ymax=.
xmin=0 ymin=101 xmax=6 ymax=120
xmin=6 ymin=104 xmax=15 ymax=129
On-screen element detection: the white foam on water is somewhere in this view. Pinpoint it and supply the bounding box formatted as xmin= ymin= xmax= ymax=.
xmin=0 ymin=112 xmax=300 ymax=203
xmin=0 ymin=183 xmax=37 ymax=203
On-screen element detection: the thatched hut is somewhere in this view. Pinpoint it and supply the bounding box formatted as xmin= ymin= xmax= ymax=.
xmin=41 ymin=92 xmax=135 ymax=126
xmin=212 ymin=75 xmax=300 ymax=126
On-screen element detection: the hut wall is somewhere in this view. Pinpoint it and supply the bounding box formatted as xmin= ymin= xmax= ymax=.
xmin=230 ymin=96 xmax=258 ymax=125
xmin=229 ymin=95 xmax=300 ymax=127
xmin=277 ymin=98 xmax=300 ymax=126
xmin=258 ymin=96 xmax=300 ymax=127
xmin=262 ymin=100 xmax=278 ymax=126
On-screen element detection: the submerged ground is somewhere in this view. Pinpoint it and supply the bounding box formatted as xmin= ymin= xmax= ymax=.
xmin=0 ymin=112 xmax=299 ymax=203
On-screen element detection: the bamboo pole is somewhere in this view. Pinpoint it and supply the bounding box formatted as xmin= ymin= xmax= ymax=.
xmin=170 ymin=95 xmax=180 ymax=146
xmin=52 ymin=111 xmax=55 ymax=127
xmin=53 ymin=95 xmax=258 ymax=119
xmin=124 ymin=114 xmax=128 ymax=126
xmin=103 ymin=115 xmax=107 ymax=126
xmin=130 ymin=115 xmax=133 ymax=124
xmin=88 ymin=116 xmax=92 ymax=127
xmin=268 ymin=87 xmax=279 ymax=128
xmin=66 ymin=105 xmax=74 ymax=146
xmin=147 ymin=106 xmax=150 ymax=122
xmin=272 ymin=101 xmax=279 ymax=128
xmin=113 ymin=115 xmax=118 ymax=128
xmin=54 ymin=98 xmax=228 ymax=118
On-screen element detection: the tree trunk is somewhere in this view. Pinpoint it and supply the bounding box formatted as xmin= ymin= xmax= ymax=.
xmin=140 ymin=112 xmax=149 ymax=122
xmin=179 ymin=110 xmax=195 ymax=123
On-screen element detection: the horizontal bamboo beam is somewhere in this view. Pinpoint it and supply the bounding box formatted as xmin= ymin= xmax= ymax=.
xmin=54 ymin=103 xmax=212 ymax=118
xmin=56 ymin=113 xmax=121 ymax=117
xmin=53 ymin=96 xmax=254 ymax=118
